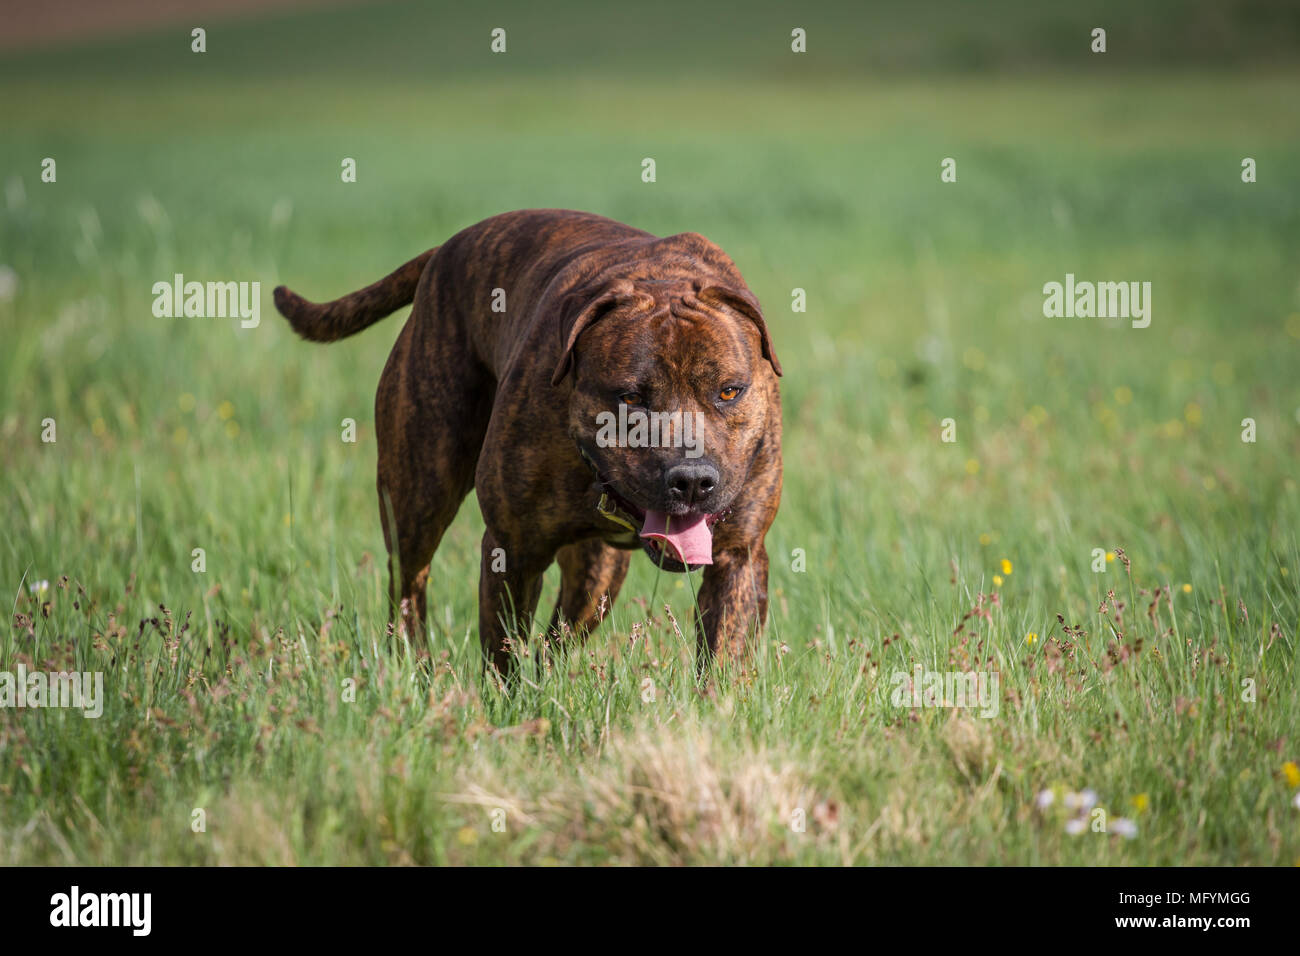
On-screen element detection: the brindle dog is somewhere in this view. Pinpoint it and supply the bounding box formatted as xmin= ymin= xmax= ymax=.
xmin=274 ymin=209 xmax=782 ymax=674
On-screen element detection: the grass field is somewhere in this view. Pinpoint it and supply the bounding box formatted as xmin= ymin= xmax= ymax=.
xmin=2 ymin=0 xmax=1299 ymax=865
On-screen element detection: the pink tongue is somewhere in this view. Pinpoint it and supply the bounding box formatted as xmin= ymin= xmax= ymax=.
xmin=640 ymin=510 xmax=714 ymax=565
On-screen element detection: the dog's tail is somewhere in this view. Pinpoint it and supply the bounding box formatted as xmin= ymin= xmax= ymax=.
xmin=273 ymin=248 xmax=438 ymax=342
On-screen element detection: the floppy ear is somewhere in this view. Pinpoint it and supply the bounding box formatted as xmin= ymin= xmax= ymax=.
xmin=696 ymin=284 xmax=783 ymax=376
xmin=550 ymin=279 xmax=642 ymax=386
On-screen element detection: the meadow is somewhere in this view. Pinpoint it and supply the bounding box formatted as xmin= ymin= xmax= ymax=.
xmin=1 ymin=0 xmax=1298 ymax=864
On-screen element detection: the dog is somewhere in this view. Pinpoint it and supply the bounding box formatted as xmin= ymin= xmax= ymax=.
xmin=274 ymin=209 xmax=782 ymax=673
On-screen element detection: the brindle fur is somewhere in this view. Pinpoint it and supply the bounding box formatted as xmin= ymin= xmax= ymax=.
xmin=274 ymin=209 xmax=782 ymax=674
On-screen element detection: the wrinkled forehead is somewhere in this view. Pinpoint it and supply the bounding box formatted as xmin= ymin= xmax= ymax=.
xmin=600 ymin=289 xmax=759 ymax=380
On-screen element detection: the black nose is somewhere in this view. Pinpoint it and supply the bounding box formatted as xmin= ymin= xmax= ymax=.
xmin=665 ymin=461 xmax=719 ymax=507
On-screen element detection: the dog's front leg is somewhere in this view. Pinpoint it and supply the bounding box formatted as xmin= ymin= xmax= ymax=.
xmin=478 ymin=529 xmax=547 ymax=676
xmin=694 ymin=545 xmax=771 ymax=666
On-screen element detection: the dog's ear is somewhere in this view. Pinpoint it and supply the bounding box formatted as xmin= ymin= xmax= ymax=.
xmin=696 ymin=284 xmax=782 ymax=376
xmin=551 ymin=279 xmax=645 ymax=386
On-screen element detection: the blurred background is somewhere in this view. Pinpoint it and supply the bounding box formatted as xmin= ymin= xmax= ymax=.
xmin=2 ymin=0 xmax=1298 ymax=648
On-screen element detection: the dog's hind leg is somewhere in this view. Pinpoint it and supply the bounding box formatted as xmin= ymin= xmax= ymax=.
xmin=375 ymin=287 xmax=493 ymax=648
xmin=546 ymin=539 xmax=631 ymax=653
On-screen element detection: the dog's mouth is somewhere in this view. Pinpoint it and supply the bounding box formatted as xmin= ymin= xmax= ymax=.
xmin=580 ymin=448 xmax=726 ymax=572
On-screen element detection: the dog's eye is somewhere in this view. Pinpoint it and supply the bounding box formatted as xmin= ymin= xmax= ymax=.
xmin=620 ymin=392 xmax=643 ymax=406
xmin=718 ymin=386 xmax=741 ymax=402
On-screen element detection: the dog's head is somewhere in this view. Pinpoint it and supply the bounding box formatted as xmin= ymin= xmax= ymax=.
xmin=552 ymin=276 xmax=781 ymax=571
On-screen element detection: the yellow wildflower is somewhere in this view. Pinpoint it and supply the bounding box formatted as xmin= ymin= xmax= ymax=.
xmin=1283 ymin=761 xmax=1300 ymax=788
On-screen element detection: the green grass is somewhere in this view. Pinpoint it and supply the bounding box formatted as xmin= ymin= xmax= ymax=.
xmin=1 ymin=0 xmax=1298 ymax=864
